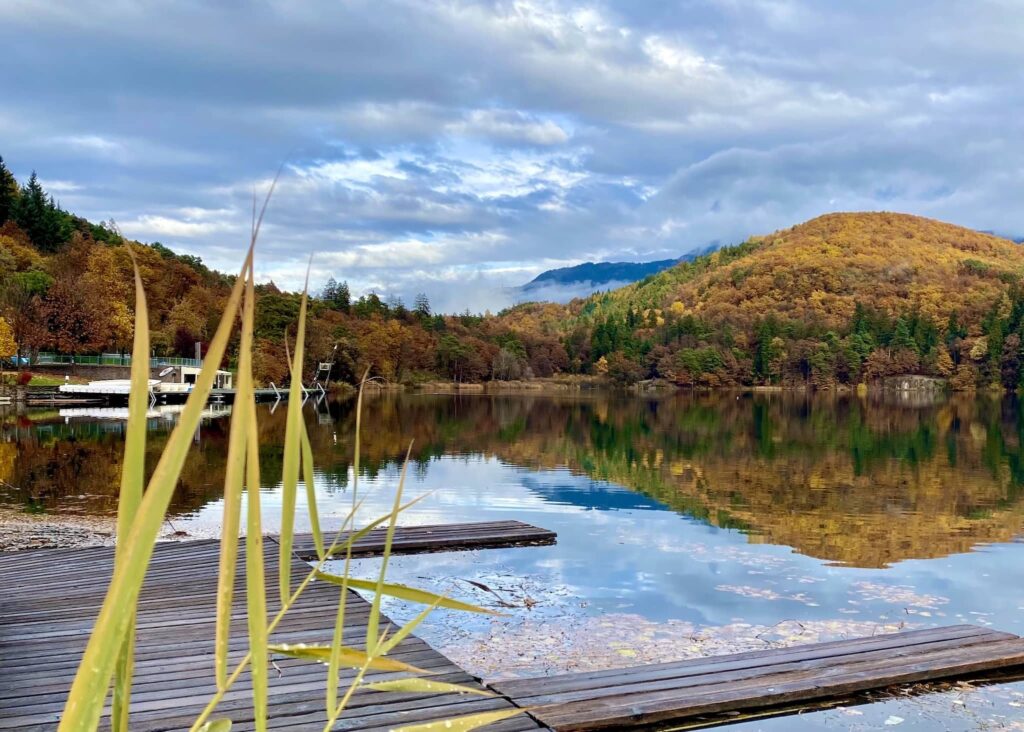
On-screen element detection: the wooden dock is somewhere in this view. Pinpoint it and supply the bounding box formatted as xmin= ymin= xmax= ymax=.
xmin=490 ymin=625 xmax=1024 ymax=730
xmin=285 ymin=520 xmax=558 ymax=560
xmin=0 ymin=532 xmax=546 ymax=731
xmin=5 ymin=518 xmax=1024 ymax=731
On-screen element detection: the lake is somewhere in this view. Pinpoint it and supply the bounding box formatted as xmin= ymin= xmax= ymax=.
xmin=3 ymin=391 xmax=1024 ymax=730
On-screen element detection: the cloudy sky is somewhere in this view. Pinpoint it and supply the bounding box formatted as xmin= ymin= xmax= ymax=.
xmin=2 ymin=1 xmax=1023 ymax=312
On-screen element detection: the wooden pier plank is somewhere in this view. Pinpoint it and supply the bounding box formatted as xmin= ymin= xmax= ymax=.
xmin=0 ymin=531 xmax=546 ymax=731
xmin=491 ymin=626 xmax=1024 ymax=731
xmin=282 ymin=520 xmax=557 ymax=560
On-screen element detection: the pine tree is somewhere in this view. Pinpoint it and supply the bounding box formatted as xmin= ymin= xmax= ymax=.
xmin=321 ymin=278 xmax=351 ymax=312
xmin=14 ymin=172 xmax=68 ymax=252
xmin=336 ymin=281 xmax=350 ymax=312
xmin=322 ymin=277 xmax=339 ymax=303
xmin=413 ymin=293 xmax=431 ymax=318
xmin=0 ymin=156 xmax=18 ymax=227
xmin=890 ymin=317 xmax=917 ymax=353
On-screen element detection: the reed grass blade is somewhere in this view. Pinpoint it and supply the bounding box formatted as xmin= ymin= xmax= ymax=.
xmin=110 ymin=255 xmax=150 ymax=732
xmin=240 ymin=260 xmax=268 ymax=731
xmin=390 ymin=708 xmax=528 ymax=732
xmin=245 ymin=416 xmax=268 ymax=730
xmin=58 ymin=246 xmax=252 ymax=732
xmin=300 ymin=420 xmax=324 ymax=560
xmin=267 ymin=644 xmax=427 ymax=672
xmin=278 ymin=272 xmax=310 ymax=603
xmin=320 ymin=494 xmax=428 ymax=558
xmin=366 ymin=443 xmax=411 ymax=650
xmin=213 ymin=270 xmax=252 ymax=689
xmin=377 ymin=601 xmax=439 ymax=656
xmin=326 ymin=377 xmax=367 ymax=713
xmin=197 ymin=720 xmax=232 ymax=732
xmin=360 ymin=679 xmax=494 ymax=697
xmin=313 ymin=574 xmax=497 ymax=614
xmin=326 ymin=577 xmax=349 ymax=714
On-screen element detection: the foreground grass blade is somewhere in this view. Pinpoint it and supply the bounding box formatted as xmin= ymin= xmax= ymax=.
xmin=241 ymin=261 xmax=268 ymax=732
xmin=327 ymin=376 xmax=367 ymax=714
xmin=246 ymin=419 xmax=268 ymax=729
xmin=214 ymin=275 xmax=252 ymax=689
xmin=278 ymin=268 xmax=310 ymax=603
xmin=325 ymin=523 xmax=353 ymax=716
xmin=313 ymin=574 xmax=498 ymax=615
xmin=198 ymin=720 xmax=232 ymax=732
xmin=58 ymin=246 xmax=252 ymax=732
xmin=391 ymin=708 xmax=528 ymax=732
xmin=110 ymin=255 xmax=150 ymax=732
xmin=377 ymin=600 xmax=440 ymax=656
xmin=300 ymin=420 xmax=324 ymax=560
xmin=189 ymin=498 xmax=426 ymax=730
xmin=366 ymin=444 xmax=412 ymax=650
xmin=360 ymin=678 xmax=494 ymax=697
xmin=319 ymin=494 xmax=429 ymax=558
xmin=267 ymin=644 xmax=427 ymax=673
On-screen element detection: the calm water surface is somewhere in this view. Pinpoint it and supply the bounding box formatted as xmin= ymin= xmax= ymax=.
xmin=3 ymin=392 xmax=1024 ymax=730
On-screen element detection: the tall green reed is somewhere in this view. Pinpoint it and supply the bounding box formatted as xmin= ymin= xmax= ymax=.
xmin=58 ymin=205 xmax=525 ymax=732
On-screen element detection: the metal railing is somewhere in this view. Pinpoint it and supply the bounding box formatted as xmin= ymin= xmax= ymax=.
xmin=34 ymin=352 xmax=204 ymax=369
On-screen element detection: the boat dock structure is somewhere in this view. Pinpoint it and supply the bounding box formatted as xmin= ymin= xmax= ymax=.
xmin=57 ymin=379 xmax=285 ymax=405
xmin=24 ymin=351 xmax=292 ymax=406
xmin=4 ymin=522 xmax=1024 ymax=730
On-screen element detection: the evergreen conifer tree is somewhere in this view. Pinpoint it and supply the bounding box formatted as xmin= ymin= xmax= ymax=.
xmin=0 ymin=156 xmax=18 ymax=227
xmin=336 ymin=281 xmax=351 ymax=312
xmin=14 ymin=172 xmax=68 ymax=252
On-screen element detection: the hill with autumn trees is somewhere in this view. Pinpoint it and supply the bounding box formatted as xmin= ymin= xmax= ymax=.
xmin=3 ymin=152 xmax=1024 ymax=391
xmin=0 ymin=156 xmax=570 ymax=386
xmin=559 ymin=212 xmax=1024 ymax=389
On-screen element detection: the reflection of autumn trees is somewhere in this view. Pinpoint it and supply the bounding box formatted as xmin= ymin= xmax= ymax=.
xmin=6 ymin=392 xmax=1024 ymax=568
xmin=0 ymin=413 xmax=240 ymax=515
xmin=316 ymin=393 xmax=1024 ymax=568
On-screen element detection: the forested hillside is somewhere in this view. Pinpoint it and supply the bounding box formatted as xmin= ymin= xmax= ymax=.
xmin=562 ymin=212 xmax=1024 ymax=389
xmin=3 ymin=153 xmax=1023 ymax=390
xmin=0 ymin=157 xmax=569 ymax=386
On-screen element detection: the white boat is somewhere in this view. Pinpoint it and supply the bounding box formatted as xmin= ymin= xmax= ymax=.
xmin=60 ymin=379 xmax=163 ymax=396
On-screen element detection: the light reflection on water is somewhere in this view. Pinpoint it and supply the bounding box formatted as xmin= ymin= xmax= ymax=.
xmin=4 ymin=392 xmax=1024 ymax=729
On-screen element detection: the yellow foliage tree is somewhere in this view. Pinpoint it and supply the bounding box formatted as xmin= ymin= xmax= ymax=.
xmin=0 ymin=316 xmax=16 ymax=392
xmin=0 ymin=317 xmax=14 ymax=359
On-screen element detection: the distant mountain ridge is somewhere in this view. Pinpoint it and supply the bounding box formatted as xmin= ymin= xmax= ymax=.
xmin=525 ymin=258 xmax=680 ymax=289
xmin=519 ymin=248 xmax=714 ymax=302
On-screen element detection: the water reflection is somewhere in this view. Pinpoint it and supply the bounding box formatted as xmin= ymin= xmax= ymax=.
xmin=4 ymin=392 xmax=1024 ymax=729
xmin=5 ymin=392 xmax=1024 ymax=567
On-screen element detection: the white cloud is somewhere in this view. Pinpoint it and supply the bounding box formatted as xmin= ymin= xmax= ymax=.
xmin=446 ymin=109 xmax=571 ymax=146
xmin=121 ymin=214 xmax=240 ymax=239
xmin=1 ymin=0 xmax=1023 ymax=312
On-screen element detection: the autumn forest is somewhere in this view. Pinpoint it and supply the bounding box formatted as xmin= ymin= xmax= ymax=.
xmin=3 ymin=154 xmax=1024 ymax=391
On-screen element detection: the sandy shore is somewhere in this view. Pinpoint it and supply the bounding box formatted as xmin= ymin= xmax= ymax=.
xmin=0 ymin=507 xmax=118 ymax=552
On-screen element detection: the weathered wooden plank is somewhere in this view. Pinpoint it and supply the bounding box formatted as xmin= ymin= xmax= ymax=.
xmin=496 ymin=632 xmax=1014 ymax=709
xmin=491 ymin=624 xmax=1006 ymax=699
xmin=0 ymin=531 xmax=545 ymax=731
xmin=282 ymin=520 xmax=557 ymax=559
xmin=493 ymin=628 xmax=1024 ymax=731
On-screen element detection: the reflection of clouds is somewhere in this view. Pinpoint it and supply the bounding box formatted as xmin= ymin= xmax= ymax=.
xmin=177 ymin=453 xmax=1024 ymax=642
